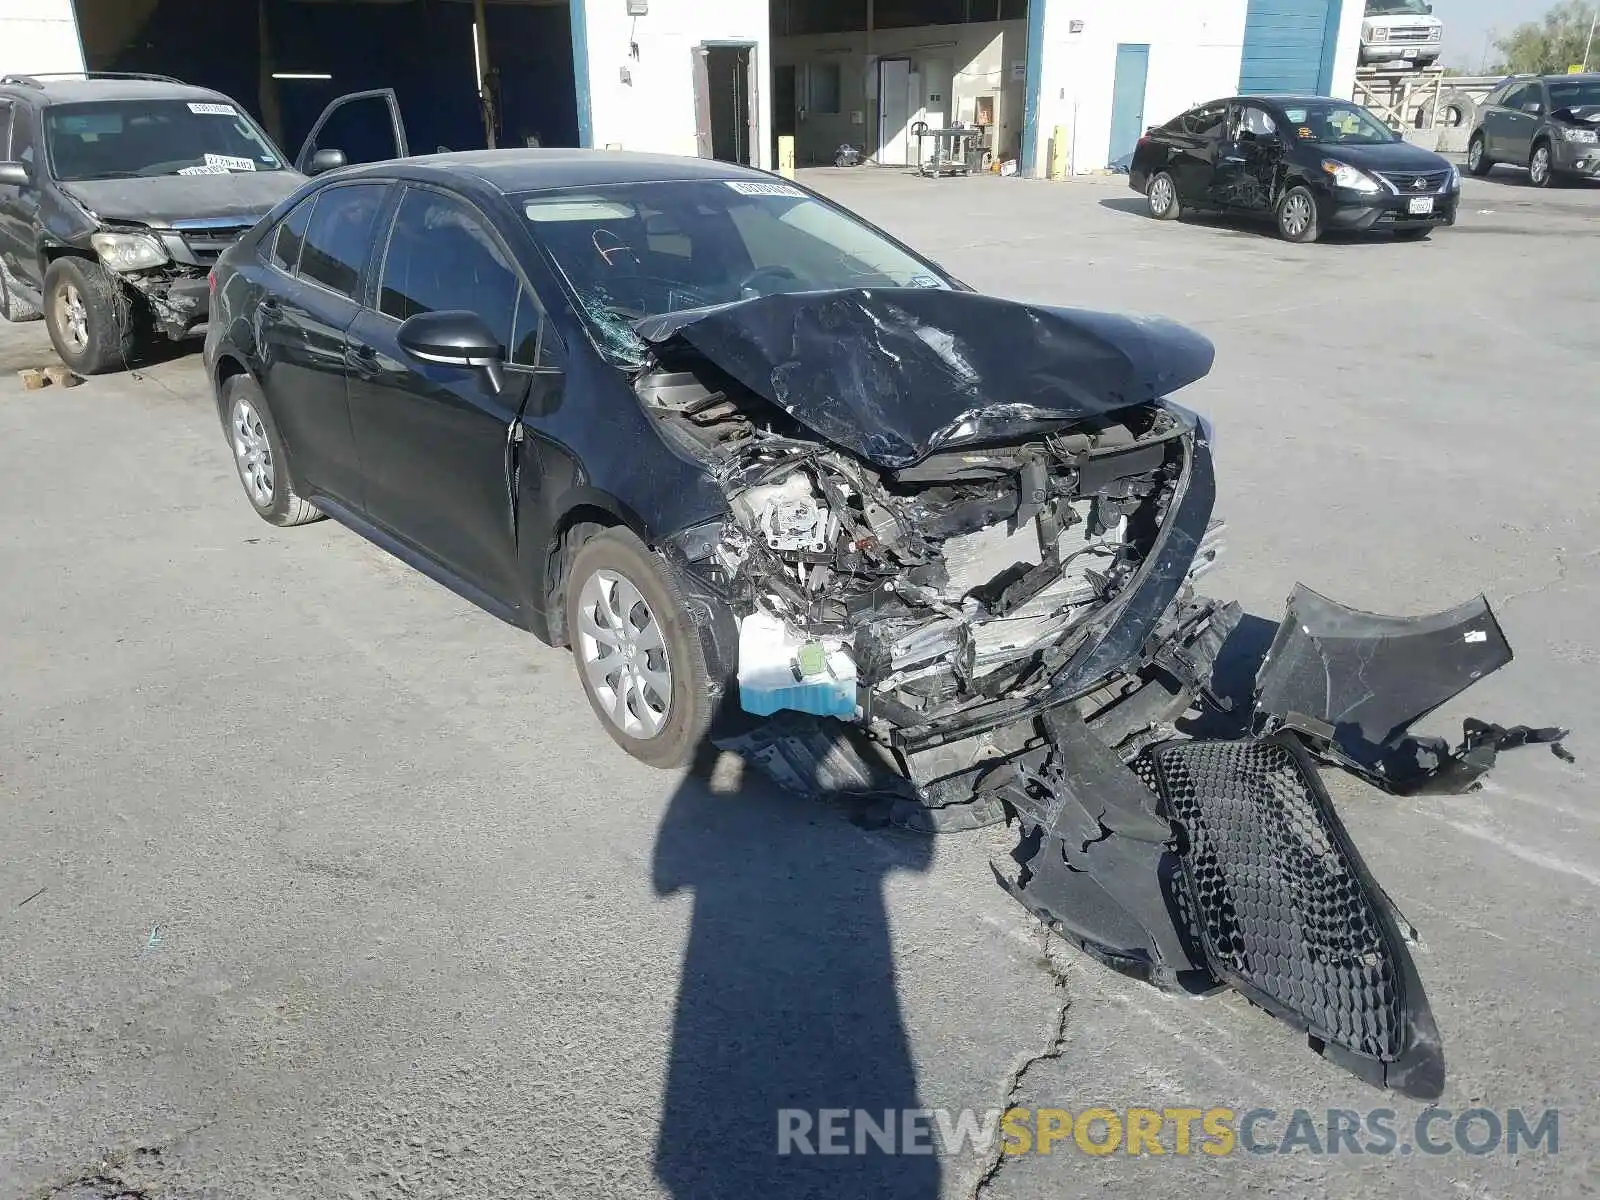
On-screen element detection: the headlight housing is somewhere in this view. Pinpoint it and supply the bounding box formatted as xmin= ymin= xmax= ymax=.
xmin=89 ymin=231 xmax=169 ymax=272
xmin=1365 ymin=24 xmax=1390 ymax=41
xmin=1561 ymin=127 xmax=1599 ymax=144
xmin=1448 ymin=164 xmax=1462 ymax=190
xmin=1321 ymin=160 xmax=1382 ymax=194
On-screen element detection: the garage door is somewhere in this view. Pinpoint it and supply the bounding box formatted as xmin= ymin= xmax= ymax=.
xmin=1238 ymin=0 xmax=1343 ymax=96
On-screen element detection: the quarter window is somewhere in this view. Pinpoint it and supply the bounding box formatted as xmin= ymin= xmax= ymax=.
xmin=378 ymin=187 xmax=521 ymax=355
xmin=270 ymin=195 xmax=315 ymax=274
xmin=298 ymin=182 xmax=387 ymax=298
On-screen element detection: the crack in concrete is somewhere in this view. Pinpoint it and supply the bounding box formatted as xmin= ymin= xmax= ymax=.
xmin=968 ymin=933 xmax=1072 ymax=1200
xmin=1496 ymin=547 xmax=1600 ymax=611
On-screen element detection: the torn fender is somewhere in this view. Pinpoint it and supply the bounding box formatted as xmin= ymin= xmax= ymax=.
xmin=1255 ymin=585 xmax=1569 ymax=793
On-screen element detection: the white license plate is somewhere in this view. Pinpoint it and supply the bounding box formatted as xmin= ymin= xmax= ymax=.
xmin=1408 ymin=196 xmax=1434 ymax=215
xmin=1403 ymin=47 xmax=1419 ymax=57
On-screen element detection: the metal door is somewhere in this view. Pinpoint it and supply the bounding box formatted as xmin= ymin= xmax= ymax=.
xmin=878 ymin=58 xmax=912 ymax=166
xmin=1108 ymin=45 xmax=1150 ymax=170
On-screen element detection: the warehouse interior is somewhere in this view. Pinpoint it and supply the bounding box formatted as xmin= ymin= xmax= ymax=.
xmin=68 ymin=0 xmax=580 ymax=164
xmin=771 ymin=0 xmax=1029 ymax=167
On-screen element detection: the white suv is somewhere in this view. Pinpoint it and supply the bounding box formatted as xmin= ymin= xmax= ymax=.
xmin=1360 ymin=0 xmax=1445 ymax=69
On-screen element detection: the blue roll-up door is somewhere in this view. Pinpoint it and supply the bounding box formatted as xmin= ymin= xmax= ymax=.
xmin=1238 ymin=0 xmax=1344 ymax=95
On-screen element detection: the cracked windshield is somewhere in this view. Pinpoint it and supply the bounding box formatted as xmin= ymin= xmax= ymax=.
xmin=520 ymin=179 xmax=949 ymax=363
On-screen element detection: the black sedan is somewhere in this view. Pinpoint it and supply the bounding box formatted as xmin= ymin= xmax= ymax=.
xmin=1129 ymin=95 xmax=1460 ymax=242
xmin=203 ymin=148 xmax=1544 ymax=1093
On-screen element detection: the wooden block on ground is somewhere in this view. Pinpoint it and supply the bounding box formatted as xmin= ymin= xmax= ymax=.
xmin=19 ymin=368 xmax=48 ymax=390
xmin=44 ymin=365 xmax=81 ymax=388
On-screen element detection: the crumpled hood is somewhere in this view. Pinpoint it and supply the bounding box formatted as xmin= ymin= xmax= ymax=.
xmin=635 ymin=288 xmax=1215 ymax=469
xmin=1553 ymin=104 xmax=1600 ymax=124
xmin=61 ymin=171 xmax=303 ymax=228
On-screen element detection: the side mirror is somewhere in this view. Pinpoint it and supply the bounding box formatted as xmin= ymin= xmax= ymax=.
xmin=0 ymin=161 xmax=30 ymax=186
xmin=397 ymin=310 xmax=506 ymax=394
xmin=308 ymin=148 xmax=347 ymax=176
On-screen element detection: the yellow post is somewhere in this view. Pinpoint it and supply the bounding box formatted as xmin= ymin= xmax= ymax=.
xmin=1047 ymin=125 xmax=1069 ymax=180
xmin=778 ymin=135 xmax=796 ymax=178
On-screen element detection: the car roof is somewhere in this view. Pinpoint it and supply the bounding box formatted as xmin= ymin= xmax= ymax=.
xmin=0 ymin=75 xmax=235 ymax=106
xmin=342 ymin=148 xmax=782 ymax=192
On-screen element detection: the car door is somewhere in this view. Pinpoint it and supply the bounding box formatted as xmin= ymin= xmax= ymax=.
xmin=1210 ymin=102 xmax=1279 ymax=211
xmin=0 ymin=99 xmax=23 ymax=285
xmin=295 ymin=89 xmax=410 ymax=174
xmin=255 ymin=181 xmax=391 ymax=505
xmin=344 ymin=184 xmax=561 ymax=605
xmin=1496 ymin=83 xmax=1538 ymax=162
xmin=3 ymin=102 xmax=44 ymax=291
xmin=1169 ymin=101 xmax=1228 ymax=201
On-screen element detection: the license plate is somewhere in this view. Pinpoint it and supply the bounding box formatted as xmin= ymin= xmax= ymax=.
xmin=1408 ymin=196 xmax=1434 ymax=215
xmin=1403 ymin=47 xmax=1419 ymax=57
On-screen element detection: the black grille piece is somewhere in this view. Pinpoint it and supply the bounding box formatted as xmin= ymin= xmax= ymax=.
xmin=1139 ymin=735 xmax=1443 ymax=1095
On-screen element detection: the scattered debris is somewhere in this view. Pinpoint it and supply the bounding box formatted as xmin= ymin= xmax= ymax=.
xmin=145 ymin=924 xmax=163 ymax=950
xmin=45 ymin=365 xmax=83 ymax=388
xmin=17 ymin=886 xmax=46 ymax=907
xmin=20 ymin=368 xmax=48 ymax=390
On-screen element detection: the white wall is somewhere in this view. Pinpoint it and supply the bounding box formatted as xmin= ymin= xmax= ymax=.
xmin=0 ymin=0 xmax=86 ymax=77
xmin=774 ymin=21 xmax=1028 ymax=166
xmin=1328 ymin=0 xmax=1365 ymax=100
xmin=1032 ymin=0 xmax=1249 ymax=175
xmin=578 ymin=0 xmax=773 ymax=168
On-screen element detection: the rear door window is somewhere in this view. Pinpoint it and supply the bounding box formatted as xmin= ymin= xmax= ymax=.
xmin=270 ymin=195 xmax=315 ymax=274
xmin=299 ymin=182 xmax=387 ymax=299
xmin=0 ymin=103 xmax=13 ymax=161
xmin=1187 ymin=104 xmax=1228 ymax=139
xmin=1501 ymin=83 xmax=1532 ymax=113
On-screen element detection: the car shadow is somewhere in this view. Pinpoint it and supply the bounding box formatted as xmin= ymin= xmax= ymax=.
xmin=1096 ymin=196 xmax=1442 ymax=246
xmin=1178 ymin=611 xmax=1279 ymax=741
xmin=651 ymin=725 xmax=940 ymax=1199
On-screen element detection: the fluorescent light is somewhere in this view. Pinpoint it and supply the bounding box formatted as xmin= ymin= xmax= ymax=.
xmin=272 ymin=73 xmax=331 ymax=80
xmin=472 ymin=22 xmax=484 ymax=93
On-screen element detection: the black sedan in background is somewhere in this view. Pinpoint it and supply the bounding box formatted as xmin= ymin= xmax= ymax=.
xmin=1129 ymin=95 xmax=1460 ymax=242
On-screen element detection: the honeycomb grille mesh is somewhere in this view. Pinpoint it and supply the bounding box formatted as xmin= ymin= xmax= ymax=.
xmin=1143 ymin=739 xmax=1405 ymax=1061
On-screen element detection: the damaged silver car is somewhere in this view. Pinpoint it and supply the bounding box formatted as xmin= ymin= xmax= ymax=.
xmin=206 ymin=157 xmax=1569 ymax=1099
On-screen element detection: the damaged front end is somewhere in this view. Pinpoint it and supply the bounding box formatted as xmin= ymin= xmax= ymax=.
xmin=637 ymin=288 xmax=1564 ymax=1097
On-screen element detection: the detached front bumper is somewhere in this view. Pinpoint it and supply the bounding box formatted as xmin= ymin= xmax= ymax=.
xmin=1324 ymin=187 xmax=1459 ymax=232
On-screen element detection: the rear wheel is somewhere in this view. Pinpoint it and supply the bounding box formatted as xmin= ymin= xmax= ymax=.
xmin=1528 ymin=141 xmax=1556 ymax=187
xmin=1466 ymin=133 xmax=1493 ymax=176
xmin=43 ymin=256 xmax=139 ymax=375
xmin=1275 ymin=186 xmax=1320 ymax=243
xmin=223 ymin=375 xmax=323 ymax=527
xmin=566 ymin=528 xmax=714 ymax=769
xmin=1146 ymin=171 xmax=1181 ymax=221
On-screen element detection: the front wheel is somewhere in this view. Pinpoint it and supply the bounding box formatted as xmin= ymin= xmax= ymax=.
xmin=1275 ymin=186 xmax=1320 ymax=243
xmin=1528 ymin=141 xmax=1556 ymax=188
xmin=566 ymin=528 xmax=715 ymax=769
xmin=1466 ymin=133 xmax=1493 ymax=176
xmin=1146 ymin=171 xmax=1181 ymax=221
xmin=43 ymin=256 xmax=139 ymax=375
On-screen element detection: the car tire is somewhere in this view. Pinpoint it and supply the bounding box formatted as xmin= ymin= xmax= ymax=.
xmin=1275 ymin=185 xmax=1320 ymax=243
xmin=43 ymin=256 xmax=139 ymax=375
xmin=223 ymin=375 xmax=323 ymax=527
xmin=566 ymin=527 xmax=714 ymax=770
xmin=1146 ymin=171 xmax=1181 ymax=221
xmin=1528 ymin=140 xmax=1556 ymax=188
xmin=0 ymin=260 xmax=41 ymax=322
xmin=1466 ymin=133 xmax=1494 ymax=176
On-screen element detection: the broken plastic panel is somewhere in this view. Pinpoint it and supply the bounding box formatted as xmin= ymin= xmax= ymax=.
xmin=1255 ymin=584 xmax=1566 ymax=793
xmin=738 ymin=610 xmax=857 ymax=719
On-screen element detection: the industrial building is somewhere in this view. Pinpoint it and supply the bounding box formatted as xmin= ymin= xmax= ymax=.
xmin=0 ymin=0 xmax=1361 ymax=177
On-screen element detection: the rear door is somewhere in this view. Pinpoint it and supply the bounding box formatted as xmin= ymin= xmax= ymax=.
xmin=1169 ymin=101 xmax=1228 ymax=200
xmin=2 ymin=103 xmax=43 ymax=291
xmin=344 ymin=184 xmax=561 ymax=604
xmin=1495 ymin=83 xmax=1538 ymax=163
xmin=295 ymin=89 xmax=409 ymax=173
xmin=255 ymin=181 xmax=392 ymax=505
